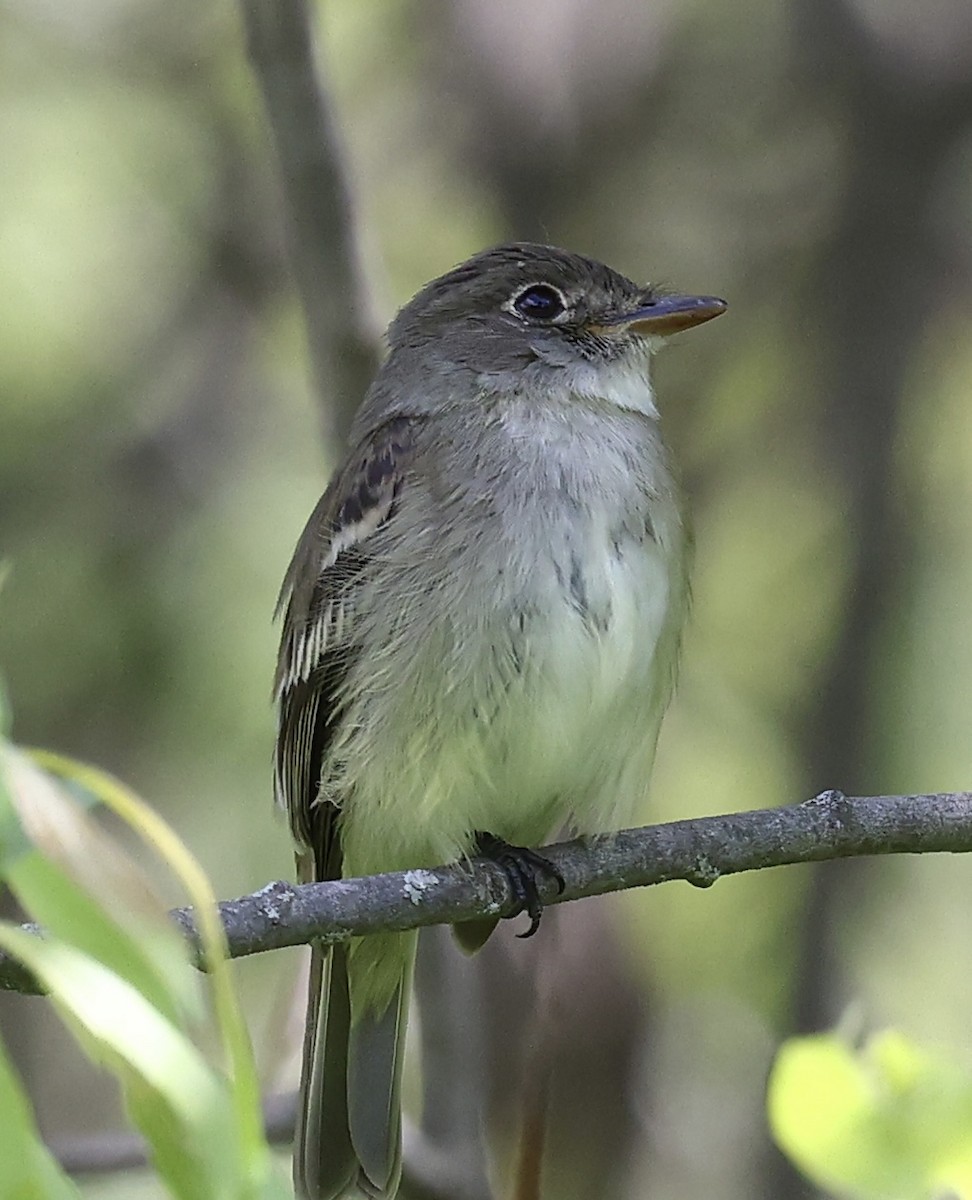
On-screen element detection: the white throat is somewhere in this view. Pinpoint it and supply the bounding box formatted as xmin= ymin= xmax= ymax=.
xmin=477 ymin=347 xmax=659 ymax=419
xmin=562 ymin=353 xmax=658 ymax=417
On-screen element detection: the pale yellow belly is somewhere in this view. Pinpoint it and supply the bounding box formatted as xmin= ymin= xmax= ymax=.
xmin=337 ymin=533 xmax=676 ymax=876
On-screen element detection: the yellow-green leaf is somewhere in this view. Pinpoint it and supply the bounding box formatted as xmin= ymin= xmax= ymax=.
xmin=0 ymin=925 xmax=238 ymax=1199
xmin=769 ymin=1030 xmax=972 ymax=1199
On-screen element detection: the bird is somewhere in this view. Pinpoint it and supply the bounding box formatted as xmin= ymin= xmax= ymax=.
xmin=273 ymin=242 xmax=726 ymax=1198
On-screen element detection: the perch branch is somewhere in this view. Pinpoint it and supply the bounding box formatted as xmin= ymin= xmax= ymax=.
xmin=3 ymin=790 xmax=972 ymax=995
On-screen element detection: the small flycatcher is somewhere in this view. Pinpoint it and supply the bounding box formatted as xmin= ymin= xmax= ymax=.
xmin=274 ymin=243 xmax=725 ymax=1198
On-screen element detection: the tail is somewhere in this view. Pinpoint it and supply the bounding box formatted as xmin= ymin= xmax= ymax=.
xmin=295 ymin=933 xmax=416 ymax=1199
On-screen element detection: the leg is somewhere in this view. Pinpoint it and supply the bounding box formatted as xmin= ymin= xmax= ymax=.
xmin=473 ymin=832 xmax=566 ymax=938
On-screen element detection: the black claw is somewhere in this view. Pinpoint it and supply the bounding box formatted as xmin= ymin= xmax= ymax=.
xmin=474 ymin=832 xmax=565 ymax=938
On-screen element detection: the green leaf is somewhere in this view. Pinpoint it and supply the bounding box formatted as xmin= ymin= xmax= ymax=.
xmin=0 ymin=746 xmax=198 ymax=1025
xmin=0 ymin=925 xmax=239 ymax=1200
xmin=0 ymin=1033 xmax=81 ymax=1200
xmin=769 ymin=1030 xmax=972 ymax=1199
xmin=0 ymin=747 xmax=287 ymax=1196
xmin=0 ymin=759 xmax=79 ymax=1200
xmin=7 ymin=749 xmax=288 ymax=1198
xmin=27 ymin=750 xmax=270 ymax=1186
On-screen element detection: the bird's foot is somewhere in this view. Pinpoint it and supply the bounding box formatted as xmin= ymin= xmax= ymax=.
xmin=474 ymin=832 xmax=565 ymax=938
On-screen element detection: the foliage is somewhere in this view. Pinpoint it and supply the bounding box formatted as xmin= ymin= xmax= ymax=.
xmin=769 ymin=1029 xmax=972 ymax=1200
xmin=0 ymin=690 xmax=289 ymax=1200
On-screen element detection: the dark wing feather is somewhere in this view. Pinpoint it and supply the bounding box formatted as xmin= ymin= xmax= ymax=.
xmin=274 ymin=416 xmax=416 ymax=881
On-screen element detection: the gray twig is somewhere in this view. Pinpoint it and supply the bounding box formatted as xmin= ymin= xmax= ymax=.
xmin=49 ymin=1092 xmax=297 ymax=1175
xmin=49 ymin=1092 xmax=468 ymax=1189
xmin=4 ymin=790 xmax=972 ymax=996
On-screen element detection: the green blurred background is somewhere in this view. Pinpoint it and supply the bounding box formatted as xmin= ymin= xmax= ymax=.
xmin=2 ymin=1 xmax=972 ymax=1197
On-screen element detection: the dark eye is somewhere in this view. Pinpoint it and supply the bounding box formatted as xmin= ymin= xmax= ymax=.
xmin=511 ymin=284 xmax=566 ymax=322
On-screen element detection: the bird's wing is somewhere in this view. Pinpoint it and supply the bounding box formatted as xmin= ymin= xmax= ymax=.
xmin=274 ymin=415 xmax=416 ymax=880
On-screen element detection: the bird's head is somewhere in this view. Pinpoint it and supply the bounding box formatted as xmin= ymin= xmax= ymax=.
xmin=363 ymin=243 xmax=725 ymax=424
xmin=391 ymin=241 xmax=723 ymax=362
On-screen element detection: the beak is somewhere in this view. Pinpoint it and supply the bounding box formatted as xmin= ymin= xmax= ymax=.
xmin=599 ymin=294 xmax=727 ymax=337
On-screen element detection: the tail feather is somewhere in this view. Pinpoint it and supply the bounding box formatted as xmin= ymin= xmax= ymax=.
xmin=295 ymin=943 xmax=356 ymax=1199
xmin=295 ymin=935 xmax=416 ymax=1199
xmin=348 ymin=935 xmax=415 ymax=1193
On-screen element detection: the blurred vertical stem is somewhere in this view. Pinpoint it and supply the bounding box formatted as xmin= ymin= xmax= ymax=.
xmin=239 ymin=0 xmax=380 ymax=447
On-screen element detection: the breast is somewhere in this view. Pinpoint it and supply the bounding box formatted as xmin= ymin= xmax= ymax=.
xmin=473 ymin=485 xmax=683 ymax=842
xmin=335 ymin=398 xmax=688 ymax=871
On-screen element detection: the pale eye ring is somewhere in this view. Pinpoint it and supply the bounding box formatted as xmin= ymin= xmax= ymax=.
xmin=510 ymin=283 xmax=567 ymax=322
